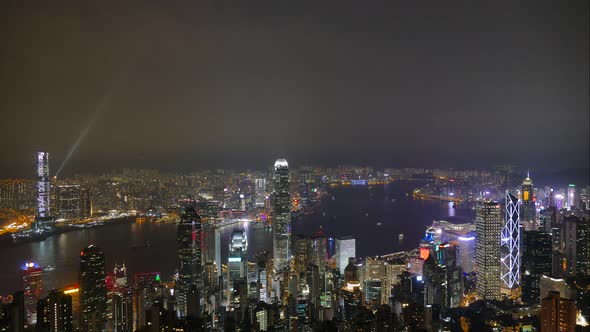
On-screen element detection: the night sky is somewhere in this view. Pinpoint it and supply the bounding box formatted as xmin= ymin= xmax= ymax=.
xmin=1 ymin=1 xmax=588 ymax=176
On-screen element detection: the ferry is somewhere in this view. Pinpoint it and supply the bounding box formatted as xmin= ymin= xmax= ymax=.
xmin=43 ymin=265 xmax=55 ymax=272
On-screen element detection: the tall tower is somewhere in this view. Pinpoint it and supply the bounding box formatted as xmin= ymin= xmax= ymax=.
xmin=521 ymin=172 xmax=535 ymax=230
xmin=255 ymin=178 xmax=266 ymax=207
xmin=272 ymin=159 xmax=291 ymax=272
xmin=36 ymin=152 xmax=51 ymax=218
xmin=475 ymin=201 xmax=502 ymax=300
xmin=501 ymin=192 xmax=520 ymax=293
xmin=177 ymin=206 xmax=202 ymax=317
xmin=521 ymin=231 xmax=551 ymax=304
xmin=22 ymin=261 xmax=42 ymax=326
xmin=79 ymin=245 xmax=107 ymax=332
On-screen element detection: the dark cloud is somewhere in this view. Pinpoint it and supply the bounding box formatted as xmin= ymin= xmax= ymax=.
xmin=0 ymin=1 xmax=588 ymax=176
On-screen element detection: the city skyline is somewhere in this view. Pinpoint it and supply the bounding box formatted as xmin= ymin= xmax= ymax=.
xmin=1 ymin=1 xmax=589 ymax=330
xmin=0 ymin=1 xmax=588 ymax=176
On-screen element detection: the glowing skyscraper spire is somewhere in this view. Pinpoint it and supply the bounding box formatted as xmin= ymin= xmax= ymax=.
xmin=501 ymin=192 xmax=520 ymax=290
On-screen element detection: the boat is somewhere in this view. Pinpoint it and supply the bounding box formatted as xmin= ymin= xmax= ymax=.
xmin=376 ymin=222 xmax=382 ymax=226
xmin=398 ymin=233 xmax=404 ymax=240
xmin=43 ymin=265 xmax=55 ymax=272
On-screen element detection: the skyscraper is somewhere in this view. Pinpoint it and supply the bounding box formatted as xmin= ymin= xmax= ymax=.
xmin=56 ymin=184 xmax=81 ymax=220
xmin=177 ymin=206 xmax=202 ymax=318
xmin=255 ymin=178 xmax=266 ymax=207
xmin=521 ymin=231 xmax=552 ymax=304
xmin=520 ymin=173 xmax=535 ymax=230
xmin=36 ymin=290 xmax=73 ymax=332
xmin=335 ymin=236 xmax=356 ymax=273
xmin=540 ymin=291 xmax=576 ymax=332
xmin=80 ymin=245 xmax=107 ymax=332
xmin=36 ymin=152 xmax=50 ymax=218
xmin=501 ymin=192 xmax=520 ymax=292
xmin=566 ymin=184 xmax=576 ymax=208
xmin=21 ymin=261 xmax=42 ymax=326
xmin=475 ymin=201 xmax=502 ymax=301
xmin=564 ymin=216 xmax=589 ymax=276
xmin=34 ymin=152 xmax=55 ymax=231
xmin=272 ymin=159 xmax=291 ymax=272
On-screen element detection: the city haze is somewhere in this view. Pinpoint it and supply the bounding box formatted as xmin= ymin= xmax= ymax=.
xmin=1 ymin=1 xmax=588 ymax=176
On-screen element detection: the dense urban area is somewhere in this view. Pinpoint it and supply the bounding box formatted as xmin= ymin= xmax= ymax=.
xmin=0 ymin=153 xmax=588 ymax=331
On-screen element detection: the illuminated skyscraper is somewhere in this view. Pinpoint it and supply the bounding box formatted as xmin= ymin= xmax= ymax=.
xmin=566 ymin=184 xmax=576 ymax=208
xmin=475 ymin=201 xmax=502 ymax=300
xmin=255 ymin=178 xmax=266 ymax=207
xmin=21 ymin=261 xmax=42 ymax=326
xmin=335 ymin=236 xmax=356 ymax=273
xmin=80 ymin=245 xmax=107 ymax=331
xmin=177 ymin=206 xmax=202 ymax=317
xmin=501 ymin=192 xmax=520 ymax=292
xmin=56 ymin=184 xmax=81 ymax=220
xmin=564 ymin=216 xmax=589 ymax=276
xmin=228 ymin=229 xmax=247 ymax=284
xmin=272 ymin=159 xmax=291 ymax=272
xmin=34 ymin=152 xmax=55 ymax=231
xmin=36 ymin=290 xmax=73 ymax=332
xmin=80 ymin=187 xmax=92 ymax=218
xmin=36 ymin=152 xmax=50 ymax=218
xmin=520 ymin=172 xmax=535 ymax=230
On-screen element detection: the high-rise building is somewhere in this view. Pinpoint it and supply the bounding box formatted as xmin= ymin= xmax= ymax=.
xmin=335 ymin=236 xmax=356 ymax=273
xmin=21 ymin=261 xmax=42 ymax=326
xmin=292 ymin=234 xmax=311 ymax=276
xmin=36 ymin=290 xmax=73 ymax=332
xmin=108 ymin=264 xmax=133 ymax=332
xmin=255 ymin=178 xmax=266 ymax=207
xmin=177 ymin=206 xmax=202 ymax=317
xmin=202 ymin=223 xmax=221 ymax=277
xmin=36 ymin=152 xmax=50 ymax=218
xmin=227 ymin=229 xmax=248 ymax=305
xmin=80 ymin=245 xmax=107 ymax=331
xmin=566 ymin=184 xmax=576 ymax=208
xmin=563 ymin=216 xmax=589 ymax=276
xmin=475 ymin=201 xmax=502 ymax=300
xmin=62 ymin=286 xmax=80 ymax=329
xmin=540 ymin=291 xmax=576 ymax=332
xmin=501 ymin=192 xmax=520 ymax=292
xmin=520 ymin=173 xmax=535 ymax=230
xmin=540 ymin=207 xmax=557 ymax=233
xmin=80 ymin=187 xmax=92 ymax=218
xmin=310 ymin=235 xmax=327 ymax=276
xmin=56 ymin=184 xmax=81 ymax=220
xmin=521 ymin=231 xmax=552 ymax=304
xmin=272 ymin=159 xmax=291 ymax=272
xmin=133 ymin=272 xmax=162 ymax=331
xmin=0 ymin=291 xmax=25 ymax=332
xmin=34 ymin=152 xmax=55 ymax=231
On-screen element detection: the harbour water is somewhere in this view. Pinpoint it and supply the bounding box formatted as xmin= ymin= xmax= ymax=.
xmin=0 ymin=180 xmax=473 ymax=296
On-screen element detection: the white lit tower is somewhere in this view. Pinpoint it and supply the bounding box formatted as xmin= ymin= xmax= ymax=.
xmin=501 ymin=192 xmax=520 ymax=293
xmin=34 ymin=152 xmax=55 ymax=231
xmin=36 ymin=152 xmax=51 ymax=218
xmin=272 ymin=159 xmax=291 ymax=272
